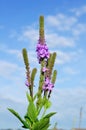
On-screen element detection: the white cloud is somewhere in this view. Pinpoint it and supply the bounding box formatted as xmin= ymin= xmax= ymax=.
xmin=17 ymin=27 xmax=75 ymax=48
xmin=46 ymin=33 xmax=75 ymax=48
xmin=0 ymin=43 xmax=22 ymax=59
xmin=6 ymin=48 xmax=37 ymax=65
xmin=45 ymin=12 xmax=86 ymax=38
xmin=56 ymin=50 xmax=71 ymax=64
xmin=0 ymin=60 xmax=23 ymax=79
xmin=55 ymin=49 xmax=83 ymax=65
xmin=9 ymin=12 xmax=86 ymax=50
xmin=45 ymin=14 xmax=77 ymax=31
xmin=0 ymin=42 xmax=38 ymax=65
xmin=72 ymin=23 xmax=86 ymax=36
xmin=71 ymin=5 xmax=86 ymax=16
xmin=63 ymin=66 xmax=79 ymax=75
xmin=6 ymin=49 xmax=22 ymax=59
xmin=18 ymin=26 xmax=38 ymax=44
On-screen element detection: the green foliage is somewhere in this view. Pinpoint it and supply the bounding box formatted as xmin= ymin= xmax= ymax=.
xmin=43 ymin=112 xmax=56 ymax=119
xmin=33 ymin=112 xmax=56 ymax=130
xmin=37 ymin=60 xmax=45 ymax=108
xmin=8 ymin=16 xmax=57 ymax=130
xmin=33 ymin=118 xmax=50 ymax=130
xmin=31 ymin=68 xmax=37 ymax=99
xmin=44 ymin=100 xmax=52 ymax=109
xmin=8 ymin=108 xmax=30 ymax=128
xmin=26 ymin=92 xmax=33 ymax=102
xmin=40 ymin=97 xmax=52 ymax=110
xmin=8 ymin=93 xmax=56 ymax=130
xmin=26 ymin=102 xmax=38 ymax=122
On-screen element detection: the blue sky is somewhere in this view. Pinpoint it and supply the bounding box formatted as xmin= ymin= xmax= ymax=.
xmin=0 ymin=0 xmax=86 ymax=129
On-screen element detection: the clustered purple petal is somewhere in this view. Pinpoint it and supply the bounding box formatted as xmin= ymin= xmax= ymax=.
xmin=42 ymin=67 xmax=49 ymax=73
xmin=43 ymin=77 xmax=54 ymax=92
xmin=36 ymin=40 xmax=50 ymax=63
xmin=25 ymin=80 xmax=31 ymax=87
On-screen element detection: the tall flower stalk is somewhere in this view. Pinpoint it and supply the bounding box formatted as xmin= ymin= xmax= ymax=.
xmin=8 ymin=16 xmax=57 ymax=130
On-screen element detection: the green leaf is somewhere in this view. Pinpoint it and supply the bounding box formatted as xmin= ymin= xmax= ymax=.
xmin=33 ymin=93 xmax=37 ymax=101
xmin=43 ymin=112 xmax=56 ymax=119
xmin=8 ymin=108 xmax=30 ymax=128
xmin=26 ymin=91 xmax=32 ymax=103
xmin=38 ymin=118 xmax=50 ymax=130
xmin=33 ymin=118 xmax=50 ymax=130
xmin=27 ymin=102 xmax=37 ymax=122
xmin=44 ymin=100 xmax=52 ymax=109
xmin=33 ymin=112 xmax=56 ymax=130
xmin=24 ymin=115 xmax=33 ymax=125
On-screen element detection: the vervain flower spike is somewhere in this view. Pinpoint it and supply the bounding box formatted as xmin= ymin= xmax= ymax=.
xmin=8 ymin=15 xmax=57 ymax=130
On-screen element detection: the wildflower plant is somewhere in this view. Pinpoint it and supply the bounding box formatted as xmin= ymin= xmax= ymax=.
xmin=8 ymin=16 xmax=57 ymax=130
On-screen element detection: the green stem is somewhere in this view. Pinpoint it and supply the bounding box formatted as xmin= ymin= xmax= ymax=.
xmin=36 ymin=61 xmax=45 ymax=108
xmin=41 ymin=108 xmax=47 ymax=118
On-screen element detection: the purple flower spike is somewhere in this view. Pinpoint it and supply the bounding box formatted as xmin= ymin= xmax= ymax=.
xmin=36 ymin=40 xmax=50 ymax=63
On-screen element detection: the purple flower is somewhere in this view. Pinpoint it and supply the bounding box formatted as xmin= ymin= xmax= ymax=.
xmin=25 ymin=80 xmax=31 ymax=87
xmin=42 ymin=77 xmax=54 ymax=92
xmin=42 ymin=85 xmax=46 ymax=90
xmin=36 ymin=40 xmax=50 ymax=63
xmin=45 ymin=77 xmax=50 ymax=85
xmin=42 ymin=67 xmax=49 ymax=73
xmin=46 ymin=83 xmax=54 ymax=92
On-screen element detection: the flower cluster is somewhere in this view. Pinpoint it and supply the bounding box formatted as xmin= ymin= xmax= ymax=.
xmin=43 ymin=77 xmax=54 ymax=92
xmin=42 ymin=67 xmax=54 ymax=93
xmin=36 ymin=40 xmax=50 ymax=63
xmin=42 ymin=67 xmax=49 ymax=73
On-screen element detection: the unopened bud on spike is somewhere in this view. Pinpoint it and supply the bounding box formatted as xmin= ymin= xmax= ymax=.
xmin=39 ymin=16 xmax=44 ymax=44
